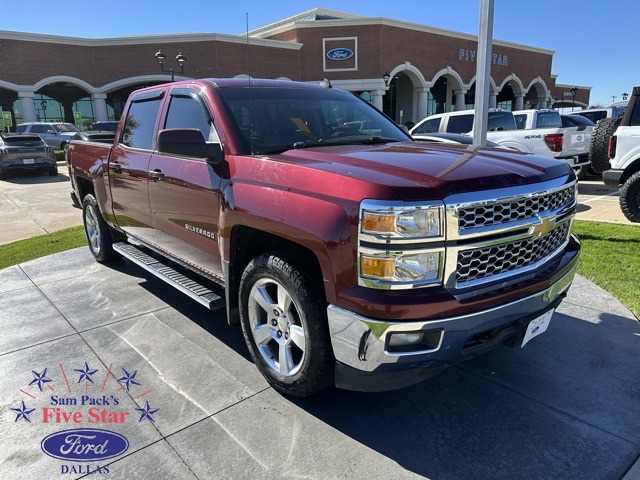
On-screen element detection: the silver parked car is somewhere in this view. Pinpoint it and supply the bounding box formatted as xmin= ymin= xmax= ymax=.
xmin=16 ymin=122 xmax=80 ymax=150
xmin=0 ymin=133 xmax=57 ymax=179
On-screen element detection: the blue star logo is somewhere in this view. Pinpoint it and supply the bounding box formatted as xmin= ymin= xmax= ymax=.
xmin=74 ymin=362 xmax=98 ymax=383
xmin=135 ymin=401 xmax=159 ymax=423
xmin=11 ymin=401 xmax=35 ymax=423
xmin=29 ymin=368 xmax=52 ymax=392
xmin=118 ymin=368 xmax=141 ymax=391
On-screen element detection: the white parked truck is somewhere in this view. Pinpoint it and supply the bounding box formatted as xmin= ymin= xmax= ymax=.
xmin=410 ymin=109 xmax=591 ymax=178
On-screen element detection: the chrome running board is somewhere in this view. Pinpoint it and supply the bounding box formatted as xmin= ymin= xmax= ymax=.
xmin=113 ymin=242 xmax=225 ymax=310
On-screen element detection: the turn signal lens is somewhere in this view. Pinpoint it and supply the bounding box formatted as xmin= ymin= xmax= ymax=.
xmin=361 ymin=256 xmax=395 ymax=278
xmin=362 ymin=213 xmax=395 ymax=233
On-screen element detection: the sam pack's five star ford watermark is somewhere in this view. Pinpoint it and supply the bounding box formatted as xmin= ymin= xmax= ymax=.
xmin=10 ymin=362 xmax=159 ymax=475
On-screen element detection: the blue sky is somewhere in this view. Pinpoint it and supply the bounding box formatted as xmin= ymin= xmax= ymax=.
xmin=2 ymin=0 xmax=636 ymax=107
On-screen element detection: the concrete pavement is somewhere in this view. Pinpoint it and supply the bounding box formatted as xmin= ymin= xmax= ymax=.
xmin=0 ymin=247 xmax=639 ymax=479
xmin=0 ymin=164 xmax=80 ymax=246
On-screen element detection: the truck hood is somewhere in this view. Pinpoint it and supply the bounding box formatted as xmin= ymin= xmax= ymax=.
xmin=274 ymin=142 xmax=570 ymax=201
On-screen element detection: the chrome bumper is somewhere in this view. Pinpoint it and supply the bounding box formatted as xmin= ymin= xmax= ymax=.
xmin=328 ymin=260 xmax=577 ymax=375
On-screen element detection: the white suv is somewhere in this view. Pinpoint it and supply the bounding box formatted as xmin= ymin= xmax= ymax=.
xmin=603 ymin=88 xmax=640 ymax=222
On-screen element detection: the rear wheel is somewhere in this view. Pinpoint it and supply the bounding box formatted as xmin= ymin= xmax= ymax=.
xmin=589 ymin=117 xmax=621 ymax=173
xmin=619 ymin=171 xmax=640 ymax=223
xmin=239 ymin=251 xmax=333 ymax=397
xmin=48 ymin=166 xmax=58 ymax=176
xmin=82 ymin=194 xmax=120 ymax=262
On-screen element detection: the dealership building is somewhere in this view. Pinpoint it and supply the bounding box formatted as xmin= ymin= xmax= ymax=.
xmin=0 ymin=8 xmax=591 ymax=130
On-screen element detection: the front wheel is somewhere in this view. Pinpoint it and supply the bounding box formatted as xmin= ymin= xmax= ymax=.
xmin=82 ymin=194 xmax=120 ymax=262
xmin=620 ymin=171 xmax=640 ymax=223
xmin=239 ymin=251 xmax=333 ymax=397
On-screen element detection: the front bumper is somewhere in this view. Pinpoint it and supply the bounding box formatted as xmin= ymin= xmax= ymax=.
xmin=328 ymin=252 xmax=578 ymax=392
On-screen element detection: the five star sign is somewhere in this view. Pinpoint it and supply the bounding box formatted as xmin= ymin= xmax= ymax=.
xmin=74 ymin=361 xmax=98 ymax=383
xmin=135 ymin=401 xmax=159 ymax=423
xmin=29 ymin=368 xmax=52 ymax=391
xmin=118 ymin=368 xmax=141 ymax=391
xmin=11 ymin=401 xmax=35 ymax=423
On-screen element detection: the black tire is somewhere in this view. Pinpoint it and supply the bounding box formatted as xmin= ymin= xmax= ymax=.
xmin=48 ymin=166 xmax=58 ymax=176
xmin=0 ymin=170 xmax=6 ymax=180
xmin=589 ymin=117 xmax=621 ymax=173
xmin=620 ymin=171 xmax=640 ymax=223
xmin=82 ymin=194 xmax=120 ymax=262
xmin=239 ymin=251 xmax=333 ymax=397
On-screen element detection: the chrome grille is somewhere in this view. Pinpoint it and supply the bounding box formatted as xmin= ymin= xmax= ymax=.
xmin=456 ymin=221 xmax=570 ymax=285
xmin=458 ymin=184 xmax=575 ymax=231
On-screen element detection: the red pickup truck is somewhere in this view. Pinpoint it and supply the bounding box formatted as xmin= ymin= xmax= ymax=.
xmin=67 ymin=78 xmax=580 ymax=397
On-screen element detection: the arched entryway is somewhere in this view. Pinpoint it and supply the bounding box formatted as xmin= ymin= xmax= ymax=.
xmin=35 ymin=82 xmax=92 ymax=128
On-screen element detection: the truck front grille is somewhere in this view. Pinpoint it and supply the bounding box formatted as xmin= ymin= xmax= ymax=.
xmin=456 ymin=221 xmax=570 ymax=284
xmin=458 ymin=185 xmax=575 ymax=230
xmin=444 ymin=176 xmax=576 ymax=292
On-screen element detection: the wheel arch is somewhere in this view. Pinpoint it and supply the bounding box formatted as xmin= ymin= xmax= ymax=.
xmin=621 ymin=157 xmax=640 ymax=184
xmin=224 ymin=226 xmax=329 ymax=327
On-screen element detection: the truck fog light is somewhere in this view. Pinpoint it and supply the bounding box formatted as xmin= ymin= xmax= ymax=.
xmin=388 ymin=332 xmax=423 ymax=347
xmin=387 ymin=329 xmax=443 ymax=353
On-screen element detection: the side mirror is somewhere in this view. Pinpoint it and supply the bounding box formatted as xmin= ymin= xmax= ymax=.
xmin=47 ymin=130 xmax=56 ymax=134
xmin=156 ymin=128 xmax=221 ymax=163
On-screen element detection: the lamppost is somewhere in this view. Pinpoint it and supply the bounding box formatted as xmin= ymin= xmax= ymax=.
xmin=622 ymin=92 xmax=629 ymax=101
xmin=570 ymin=87 xmax=578 ymax=111
xmin=382 ymin=72 xmax=400 ymax=122
xmin=40 ymin=99 xmax=47 ymax=122
xmin=154 ymin=50 xmax=187 ymax=82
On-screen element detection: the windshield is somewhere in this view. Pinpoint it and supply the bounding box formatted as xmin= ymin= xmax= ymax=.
xmin=218 ymin=87 xmax=410 ymax=155
xmin=54 ymin=123 xmax=80 ymax=132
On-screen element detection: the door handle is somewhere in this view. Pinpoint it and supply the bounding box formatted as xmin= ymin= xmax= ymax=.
xmin=148 ymin=169 xmax=164 ymax=181
xmin=108 ymin=162 xmax=121 ymax=173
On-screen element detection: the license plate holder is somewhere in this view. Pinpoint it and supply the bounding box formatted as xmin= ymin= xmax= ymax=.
xmin=522 ymin=309 xmax=554 ymax=347
xmin=22 ymin=158 xmax=35 ymax=164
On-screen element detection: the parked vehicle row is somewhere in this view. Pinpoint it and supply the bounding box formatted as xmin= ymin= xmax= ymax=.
xmin=409 ymin=108 xmax=591 ymax=178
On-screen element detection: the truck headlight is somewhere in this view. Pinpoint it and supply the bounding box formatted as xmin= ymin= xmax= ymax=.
xmin=360 ymin=249 xmax=444 ymax=287
xmin=358 ymin=200 xmax=446 ymax=289
xmin=361 ymin=204 xmax=443 ymax=240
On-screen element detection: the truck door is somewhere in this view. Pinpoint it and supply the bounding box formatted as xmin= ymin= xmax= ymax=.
xmin=108 ymin=91 xmax=164 ymax=242
xmin=147 ymin=89 xmax=224 ymax=280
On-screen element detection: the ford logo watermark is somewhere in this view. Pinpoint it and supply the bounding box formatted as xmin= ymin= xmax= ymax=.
xmin=326 ymin=48 xmax=353 ymax=61
xmin=41 ymin=428 xmax=129 ymax=462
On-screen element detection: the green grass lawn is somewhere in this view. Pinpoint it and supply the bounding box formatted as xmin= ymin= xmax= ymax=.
xmin=0 ymin=226 xmax=85 ymax=270
xmin=0 ymin=220 xmax=638 ymax=319
xmin=572 ymin=221 xmax=640 ymax=319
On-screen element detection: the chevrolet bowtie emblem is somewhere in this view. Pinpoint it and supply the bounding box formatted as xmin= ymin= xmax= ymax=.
xmin=530 ymin=215 xmax=555 ymax=237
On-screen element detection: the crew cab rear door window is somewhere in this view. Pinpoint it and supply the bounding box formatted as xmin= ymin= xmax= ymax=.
xmin=121 ymin=93 xmax=163 ymax=150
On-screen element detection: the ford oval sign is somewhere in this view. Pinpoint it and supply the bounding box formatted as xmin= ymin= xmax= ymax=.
xmin=326 ymin=48 xmax=354 ymax=61
xmin=41 ymin=428 xmax=129 ymax=462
